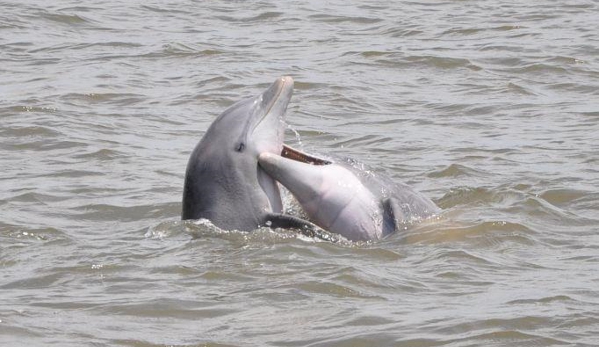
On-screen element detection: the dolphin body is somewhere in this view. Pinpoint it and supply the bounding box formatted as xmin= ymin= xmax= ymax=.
xmin=259 ymin=146 xmax=440 ymax=241
xmin=182 ymin=77 xmax=314 ymax=231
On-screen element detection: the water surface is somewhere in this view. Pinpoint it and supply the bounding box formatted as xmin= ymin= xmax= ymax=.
xmin=1 ymin=0 xmax=598 ymax=346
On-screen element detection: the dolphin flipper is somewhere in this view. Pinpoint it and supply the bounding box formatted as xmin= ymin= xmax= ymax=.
xmin=264 ymin=213 xmax=315 ymax=230
xmin=263 ymin=213 xmax=340 ymax=242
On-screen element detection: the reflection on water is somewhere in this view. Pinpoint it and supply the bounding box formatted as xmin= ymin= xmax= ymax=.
xmin=1 ymin=0 xmax=598 ymax=346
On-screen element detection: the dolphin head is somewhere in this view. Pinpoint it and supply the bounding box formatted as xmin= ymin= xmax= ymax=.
xmin=182 ymin=76 xmax=294 ymax=227
xmin=206 ymin=76 xmax=293 ymax=158
xmin=258 ymin=151 xmax=382 ymax=240
xmin=258 ymin=152 xmax=345 ymax=216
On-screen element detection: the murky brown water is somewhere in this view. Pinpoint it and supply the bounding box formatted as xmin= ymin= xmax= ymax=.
xmin=1 ymin=1 xmax=598 ymax=346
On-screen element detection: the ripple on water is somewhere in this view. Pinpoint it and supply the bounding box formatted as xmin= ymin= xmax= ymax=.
xmin=215 ymin=11 xmax=284 ymax=23
xmin=5 ymin=140 xmax=87 ymax=152
xmin=294 ymin=280 xmax=384 ymax=300
xmin=367 ymin=54 xmax=483 ymax=71
xmin=307 ymin=13 xmax=382 ymax=25
xmin=40 ymin=12 xmax=90 ymax=25
xmin=73 ymin=148 xmax=128 ymax=160
xmin=444 ymin=329 xmax=571 ymax=346
xmin=60 ymin=92 xmax=147 ymax=106
xmin=436 ymin=186 xmax=522 ymax=208
xmin=98 ymin=298 xmax=238 ymax=320
xmin=0 ymin=125 xmax=60 ymax=138
xmin=428 ymin=163 xmax=488 ymax=179
xmin=0 ymin=225 xmax=66 ymax=246
xmin=74 ymin=202 xmax=179 ymax=222
xmin=8 ymin=192 xmax=69 ymax=204
xmin=0 ymin=272 xmax=68 ymax=290
xmin=406 ymin=219 xmax=536 ymax=247
xmin=538 ymin=188 xmax=591 ymax=207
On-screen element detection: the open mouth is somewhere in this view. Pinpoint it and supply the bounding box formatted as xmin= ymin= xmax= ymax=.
xmin=281 ymin=144 xmax=331 ymax=166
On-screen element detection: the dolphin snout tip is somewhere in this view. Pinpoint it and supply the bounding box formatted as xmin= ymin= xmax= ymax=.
xmin=258 ymin=152 xmax=276 ymax=163
xmin=279 ymin=76 xmax=294 ymax=88
xmin=258 ymin=153 xmax=281 ymax=173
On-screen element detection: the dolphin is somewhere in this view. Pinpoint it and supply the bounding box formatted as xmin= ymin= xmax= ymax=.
xmin=182 ymin=76 xmax=314 ymax=232
xmin=258 ymin=146 xmax=440 ymax=241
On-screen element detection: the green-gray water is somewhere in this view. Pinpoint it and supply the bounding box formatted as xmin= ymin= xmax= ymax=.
xmin=1 ymin=1 xmax=598 ymax=346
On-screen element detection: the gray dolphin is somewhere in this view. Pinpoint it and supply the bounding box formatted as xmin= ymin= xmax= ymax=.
xmin=258 ymin=146 xmax=440 ymax=241
xmin=182 ymin=77 xmax=314 ymax=231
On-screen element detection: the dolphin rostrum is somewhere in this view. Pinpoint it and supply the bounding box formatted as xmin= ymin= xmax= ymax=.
xmin=258 ymin=146 xmax=440 ymax=241
xmin=182 ymin=77 xmax=314 ymax=232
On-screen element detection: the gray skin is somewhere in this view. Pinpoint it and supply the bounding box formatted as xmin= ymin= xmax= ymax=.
xmin=259 ymin=146 xmax=440 ymax=241
xmin=182 ymin=76 xmax=314 ymax=231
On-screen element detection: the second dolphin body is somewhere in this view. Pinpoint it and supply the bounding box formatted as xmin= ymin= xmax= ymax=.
xmin=259 ymin=146 xmax=440 ymax=241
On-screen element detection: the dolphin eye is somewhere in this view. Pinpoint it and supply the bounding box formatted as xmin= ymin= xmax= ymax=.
xmin=235 ymin=142 xmax=245 ymax=152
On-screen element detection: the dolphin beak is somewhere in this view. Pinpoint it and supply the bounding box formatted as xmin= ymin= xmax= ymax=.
xmin=260 ymin=152 xmax=315 ymax=183
xmin=259 ymin=76 xmax=294 ymax=123
xmin=251 ymin=76 xmax=294 ymax=155
xmin=258 ymin=152 xmax=324 ymax=199
xmin=258 ymin=152 xmax=281 ymax=176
